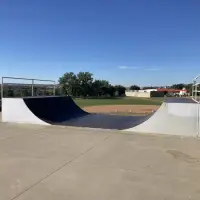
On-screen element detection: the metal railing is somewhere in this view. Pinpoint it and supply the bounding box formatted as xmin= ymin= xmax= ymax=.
xmin=1 ymin=76 xmax=56 ymax=99
xmin=192 ymin=74 xmax=200 ymax=103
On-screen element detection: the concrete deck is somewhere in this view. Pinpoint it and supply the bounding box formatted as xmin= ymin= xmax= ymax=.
xmin=1 ymin=122 xmax=200 ymax=200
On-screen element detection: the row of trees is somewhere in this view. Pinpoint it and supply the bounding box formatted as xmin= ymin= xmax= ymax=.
xmin=58 ymin=72 xmax=126 ymax=97
xmin=0 ymin=71 xmax=194 ymax=98
xmin=58 ymin=72 xmax=193 ymax=97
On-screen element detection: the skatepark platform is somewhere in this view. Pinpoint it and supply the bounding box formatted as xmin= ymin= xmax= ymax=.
xmin=1 ymin=96 xmax=200 ymax=137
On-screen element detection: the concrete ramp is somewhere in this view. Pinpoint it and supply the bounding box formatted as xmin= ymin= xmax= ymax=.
xmin=125 ymin=102 xmax=200 ymax=137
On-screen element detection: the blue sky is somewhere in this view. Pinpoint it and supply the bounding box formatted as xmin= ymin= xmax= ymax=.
xmin=0 ymin=0 xmax=200 ymax=86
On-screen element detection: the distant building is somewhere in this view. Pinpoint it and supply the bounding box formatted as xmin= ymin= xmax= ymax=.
xmin=157 ymin=88 xmax=188 ymax=96
xmin=125 ymin=87 xmax=189 ymax=97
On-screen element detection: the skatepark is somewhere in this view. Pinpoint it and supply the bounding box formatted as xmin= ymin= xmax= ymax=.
xmin=0 ymin=76 xmax=200 ymax=200
xmin=2 ymin=1 xmax=200 ymax=198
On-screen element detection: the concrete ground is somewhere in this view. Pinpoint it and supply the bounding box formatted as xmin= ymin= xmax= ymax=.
xmin=1 ymin=123 xmax=200 ymax=200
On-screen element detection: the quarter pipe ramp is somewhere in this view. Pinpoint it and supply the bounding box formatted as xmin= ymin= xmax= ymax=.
xmin=125 ymin=102 xmax=199 ymax=137
xmin=2 ymin=96 xmax=200 ymax=137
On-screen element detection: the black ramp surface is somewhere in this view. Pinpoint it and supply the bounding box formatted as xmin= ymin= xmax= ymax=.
xmin=23 ymin=96 xmax=89 ymax=122
xmin=23 ymin=96 xmax=154 ymax=130
xmin=56 ymin=114 xmax=152 ymax=130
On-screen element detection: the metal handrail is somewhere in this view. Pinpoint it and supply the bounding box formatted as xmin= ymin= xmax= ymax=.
xmin=1 ymin=76 xmax=56 ymax=98
xmin=192 ymin=74 xmax=200 ymax=104
xmin=2 ymin=76 xmax=55 ymax=82
xmin=193 ymin=74 xmax=200 ymax=81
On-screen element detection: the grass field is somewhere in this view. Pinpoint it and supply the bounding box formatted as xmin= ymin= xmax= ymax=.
xmin=74 ymin=97 xmax=164 ymax=107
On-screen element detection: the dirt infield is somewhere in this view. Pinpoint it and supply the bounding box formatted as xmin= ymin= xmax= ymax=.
xmin=83 ymin=105 xmax=159 ymax=115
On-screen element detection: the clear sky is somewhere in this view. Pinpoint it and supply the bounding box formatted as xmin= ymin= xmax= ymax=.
xmin=0 ymin=0 xmax=200 ymax=86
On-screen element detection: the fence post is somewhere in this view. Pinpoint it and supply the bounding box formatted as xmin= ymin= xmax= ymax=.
xmin=1 ymin=77 xmax=3 ymax=99
xmin=32 ymin=79 xmax=34 ymax=96
xmin=53 ymin=81 xmax=56 ymax=96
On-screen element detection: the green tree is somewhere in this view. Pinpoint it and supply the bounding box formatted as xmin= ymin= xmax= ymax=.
xmin=130 ymin=85 xmax=140 ymax=90
xmin=171 ymin=83 xmax=185 ymax=90
xmin=13 ymin=89 xmax=21 ymax=97
xmin=3 ymin=87 xmax=14 ymax=97
xmin=142 ymin=86 xmax=157 ymax=90
xmin=22 ymin=87 xmax=32 ymax=97
xmin=114 ymin=85 xmax=126 ymax=96
xmin=55 ymin=86 xmax=63 ymax=96
xmin=58 ymin=72 xmax=78 ymax=96
xmin=77 ymin=72 xmax=93 ymax=97
xmin=92 ymin=80 xmax=110 ymax=96
xmin=184 ymin=83 xmax=192 ymax=94
xmin=107 ymin=85 xmax=116 ymax=97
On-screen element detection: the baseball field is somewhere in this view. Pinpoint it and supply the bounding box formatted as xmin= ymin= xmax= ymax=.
xmin=74 ymin=97 xmax=163 ymax=107
xmin=74 ymin=97 xmax=164 ymax=115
